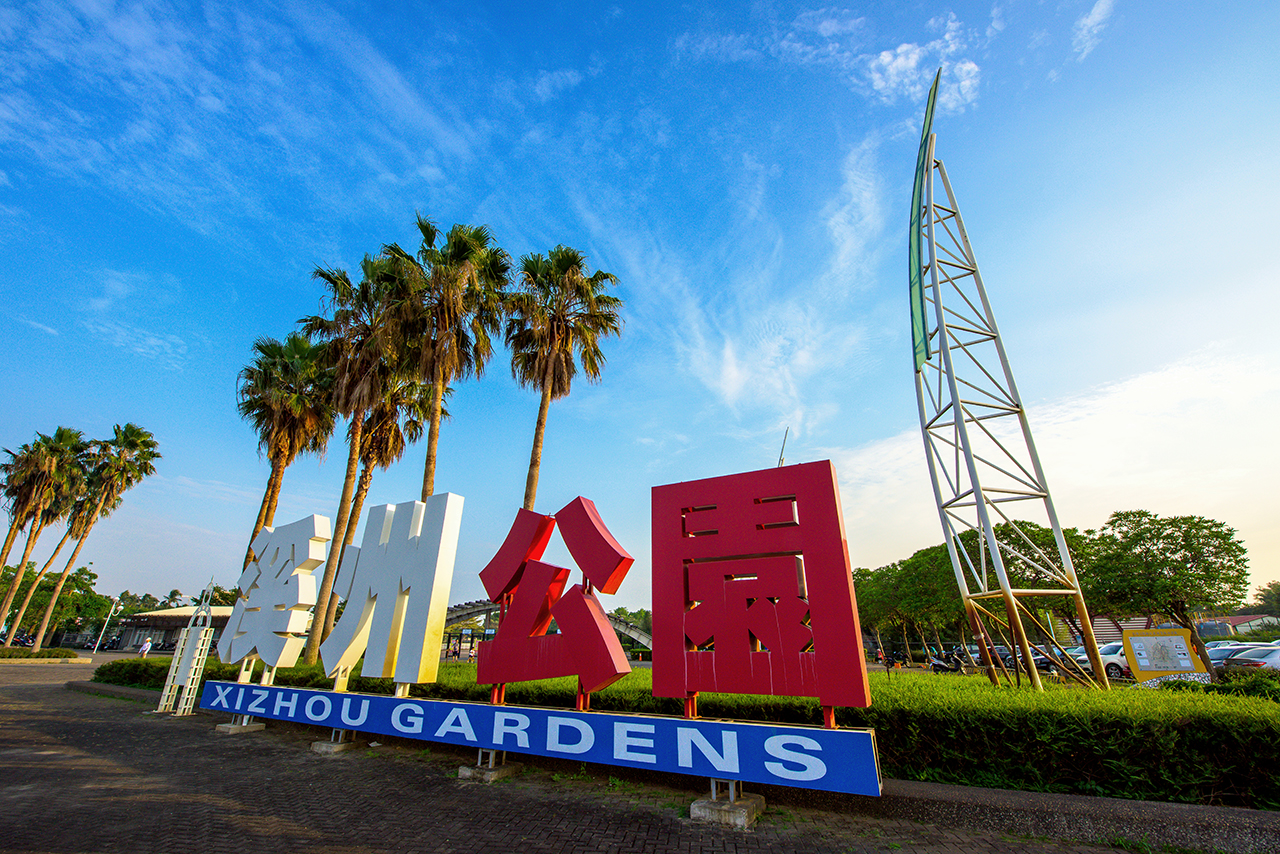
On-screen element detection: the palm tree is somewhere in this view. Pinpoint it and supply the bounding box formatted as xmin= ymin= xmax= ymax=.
xmin=320 ymin=375 xmax=438 ymax=637
xmin=383 ymin=216 xmax=510 ymax=499
xmin=30 ymin=423 xmax=159 ymax=652
xmin=0 ymin=427 xmax=88 ymax=643
xmin=237 ymin=332 xmax=336 ymax=568
xmin=298 ymin=255 xmax=404 ymax=664
xmin=506 ymin=246 xmax=623 ymax=510
xmin=3 ymin=472 xmax=83 ymax=644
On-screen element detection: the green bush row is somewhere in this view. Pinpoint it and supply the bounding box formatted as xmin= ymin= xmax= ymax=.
xmin=93 ymin=658 xmax=1280 ymax=809
xmin=0 ymin=647 xmax=78 ymax=658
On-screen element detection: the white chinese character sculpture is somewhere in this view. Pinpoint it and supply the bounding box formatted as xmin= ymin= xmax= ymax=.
xmin=217 ymin=515 xmax=331 ymax=668
xmin=321 ymin=495 xmax=463 ymax=689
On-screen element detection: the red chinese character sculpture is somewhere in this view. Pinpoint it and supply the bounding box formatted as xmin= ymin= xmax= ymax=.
xmin=476 ymin=497 xmax=634 ymax=699
xmin=651 ymin=461 xmax=871 ymax=713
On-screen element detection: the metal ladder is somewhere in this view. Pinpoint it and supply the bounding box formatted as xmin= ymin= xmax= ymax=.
xmin=156 ymin=584 xmax=217 ymax=715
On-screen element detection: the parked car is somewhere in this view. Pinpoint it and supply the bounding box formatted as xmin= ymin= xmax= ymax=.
xmin=1001 ymin=645 xmax=1060 ymax=673
xmin=1218 ymin=644 xmax=1280 ymax=675
xmin=1074 ymin=641 xmax=1130 ymax=679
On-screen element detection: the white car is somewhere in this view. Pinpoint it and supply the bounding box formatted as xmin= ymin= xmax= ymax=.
xmin=1074 ymin=642 xmax=1129 ymax=679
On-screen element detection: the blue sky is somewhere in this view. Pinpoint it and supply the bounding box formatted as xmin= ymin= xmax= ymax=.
xmin=3 ymin=1 xmax=1278 ymax=612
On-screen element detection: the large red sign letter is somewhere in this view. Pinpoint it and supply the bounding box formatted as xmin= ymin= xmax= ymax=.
xmin=651 ymin=461 xmax=871 ymax=709
xmin=476 ymin=498 xmax=634 ymax=694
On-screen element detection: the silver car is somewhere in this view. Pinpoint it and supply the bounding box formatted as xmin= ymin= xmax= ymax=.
xmin=1074 ymin=641 xmax=1129 ymax=679
xmin=1221 ymin=645 xmax=1280 ymax=674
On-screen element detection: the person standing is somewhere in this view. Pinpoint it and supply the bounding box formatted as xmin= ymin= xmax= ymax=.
xmin=139 ymin=637 xmax=153 ymax=658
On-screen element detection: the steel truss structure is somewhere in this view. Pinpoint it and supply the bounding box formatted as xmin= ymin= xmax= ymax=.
xmin=911 ymin=81 xmax=1107 ymax=690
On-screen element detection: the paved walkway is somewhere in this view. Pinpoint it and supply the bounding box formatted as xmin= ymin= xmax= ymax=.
xmin=2 ymin=659 xmax=1129 ymax=854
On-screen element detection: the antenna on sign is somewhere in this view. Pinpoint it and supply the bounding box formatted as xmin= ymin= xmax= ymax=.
xmin=777 ymin=427 xmax=789 ymax=467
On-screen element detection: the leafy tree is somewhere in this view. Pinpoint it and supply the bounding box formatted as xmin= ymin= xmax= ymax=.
xmin=0 ymin=563 xmax=109 ymax=640
xmin=117 ymin=590 xmax=162 ymax=615
xmin=506 ymin=246 xmax=622 ymax=510
xmin=1084 ymin=510 xmax=1249 ymax=682
xmin=1251 ymin=580 xmax=1280 ymax=618
xmin=609 ymin=606 xmax=652 ymax=635
xmin=237 ymin=332 xmax=335 ymax=568
xmin=383 ymin=217 xmax=510 ymax=500
xmin=30 ymin=423 xmax=160 ymax=651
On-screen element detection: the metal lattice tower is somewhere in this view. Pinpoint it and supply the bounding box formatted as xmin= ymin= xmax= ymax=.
xmin=909 ymin=72 xmax=1107 ymax=690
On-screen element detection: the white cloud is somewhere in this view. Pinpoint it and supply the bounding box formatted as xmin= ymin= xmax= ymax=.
xmin=1072 ymin=0 xmax=1114 ymax=60
xmin=987 ymin=4 xmax=1006 ymax=41
xmin=824 ymin=349 xmax=1280 ymax=593
xmin=533 ymin=68 xmax=584 ymax=103
xmin=863 ymin=14 xmax=980 ymax=110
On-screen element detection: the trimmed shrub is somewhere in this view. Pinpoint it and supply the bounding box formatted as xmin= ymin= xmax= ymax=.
xmin=0 ymin=647 xmax=78 ymax=659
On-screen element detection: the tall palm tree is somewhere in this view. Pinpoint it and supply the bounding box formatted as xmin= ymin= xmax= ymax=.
xmin=0 ymin=427 xmax=88 ymax=643
xmin=506 ymin=246 xmax=623 ymax=510
xmin=299 ymin=255 xmax=404 ymax=664
xmin=237 ymin=332 xmax=336 ymax=568
xmin=4 ymin=472 xmax=83 ymax=644
xmin=321 ymin=375 xmax=437 ymax=637
xmin=383 ymin=216 xmax=510 ymax=499
xmin=30 ymin=423 xmax=159 ymax=652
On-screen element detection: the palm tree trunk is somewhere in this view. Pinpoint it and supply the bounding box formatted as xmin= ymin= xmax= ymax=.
xmin=0 ymin=517 xmax=22 ymax=574
xmin=244 ymin=461 xmax=285 ymax=570
xmin=31 ymin=492 xmax=109 ymax=653
xmin=421 ymin=363 xmax=446 ymax=500
xmin=522 ymin=362 xmax=556 ymax=511
xmin=324 ymin=461 xmax=374 ymax=640
xmin=6 ymin=527 xmax=73 ymax=642
xmin=1 ymin=514 xmax=48 ymax=645
xmin=31 ymin=527 xmax=96 ymax=653
xmin=264 ymin=457 xmax=286 ymax=527
xmin=304 ymin=416 xmax=363 ymax=665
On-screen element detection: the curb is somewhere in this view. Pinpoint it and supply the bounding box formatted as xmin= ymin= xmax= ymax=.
xmin=0 ymin=657 xmax=92 ymax=665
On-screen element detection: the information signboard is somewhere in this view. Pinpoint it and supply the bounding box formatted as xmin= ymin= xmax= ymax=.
xmin=1121 ymin=628 xmax=1207 ymax=682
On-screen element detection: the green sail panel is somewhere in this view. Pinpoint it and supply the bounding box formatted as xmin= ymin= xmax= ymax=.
xmin=909 ymin=70 xmax=941 ymax=372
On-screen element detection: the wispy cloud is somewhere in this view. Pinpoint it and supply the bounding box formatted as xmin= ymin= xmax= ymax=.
xmin=533 ymin=68 xmax=584 ymax=102
xmin=674 ymin=11 xmax=981 ymax=112
xmin=672 ymin=32 xmax=760 ymax=62
xmin=19 ymin=317 xmax=57 ymax=335
xmin=81 ymin=318 xmax=188 ymax=370
xmin=1072 ymin=0 xmax=1114 ymax=60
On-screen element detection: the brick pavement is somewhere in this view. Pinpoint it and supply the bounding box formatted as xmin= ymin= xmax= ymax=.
xmin=1 ymin=660 xmax=1127 ymax=854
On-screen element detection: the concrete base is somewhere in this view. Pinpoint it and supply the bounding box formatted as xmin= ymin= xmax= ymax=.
xmin=311 ymin=739 xmax=361 ymax=755
xmin=690 ymin=792 xmax=766 ymax=829
xmin=215 ymin=722 xmax=265 ymax=735
xmin=457 ymin=762 xmax=524 ymax=783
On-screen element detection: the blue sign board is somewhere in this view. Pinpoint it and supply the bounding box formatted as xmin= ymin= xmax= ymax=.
xmin=200 ymin=681 xmax=881 ymax=796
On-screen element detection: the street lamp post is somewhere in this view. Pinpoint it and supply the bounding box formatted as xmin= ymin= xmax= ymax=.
xmin=93 ymin=598 xmax=122 ymax=653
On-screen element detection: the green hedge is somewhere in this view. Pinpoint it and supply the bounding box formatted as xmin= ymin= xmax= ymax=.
xmin=0 ymin=647 xmax=78 ymax=658
xmin=93 ymin=659 xmax=1280 ymax=809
